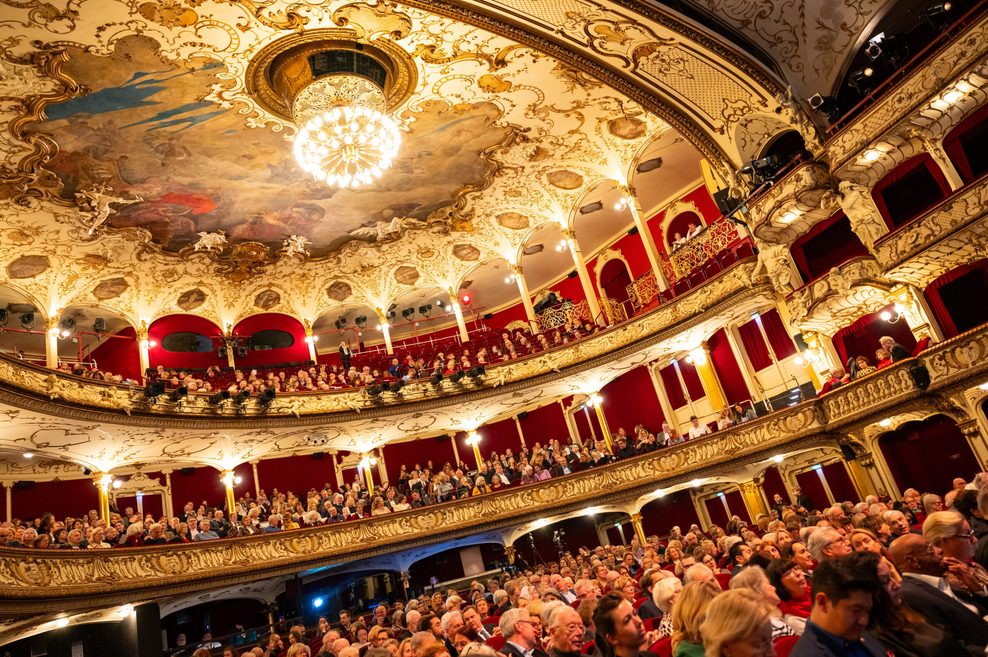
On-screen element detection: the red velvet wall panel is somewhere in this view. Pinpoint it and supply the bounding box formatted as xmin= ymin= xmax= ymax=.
xmin=789 ymin=213 xmax=869 ymax=284
xmin=148 ymin=315 xmax=225 ymax=370
xmin=924 ymin=259 xmax=988 ymax=338
xmin=11 ymin=478 xmax=97 ymax=521
xmin=760 ymin=309 xmax=797 ymax=360
xmin=761 ymin=467 xmax=789 ymax=507
xmin=724 ymin=490 xmax=750 ymax=523
xmin=677 ymin=360 xmax=705 ymax=402
xmin=547 ymin=272 xmax=589 ymax=305
xmin=704 ymin=496 xmax=729 ymax=527
xmin=256 ymin=454 xmax=337 ymax=501
xmin=87 ymin=327 xmax=141 ymax=381
xmin=602 ymin=365 xmax=664 ymax=432
xmin=822 ymin=461 xmax=859 ymax=504
xmin=666 ymin=212 xmax=703 ymax=245
xmin=232 ymin=313 xmax=309 ymax=367
xmin=943 ymin=103 xmax=988 ymax=182
xmin=737 ymin=319 xmax=772 ymax=371
xmin=608 ymin=229 xmax=653 ymax=280
xmin=659 ymin=364 xmax=686 ymax=409
xmin=600 ymin=259 xmax=633 ymax=303
xmin=481 ymin=302 xmax=530 ymax=331
xmin=879 ymin=414 xmax=980 ymax=496
xmin=382 ymin=436 xmax=456 ymax=483
xmin=832 ymin=307 xmax=917 ymax=364
xmin=640 ymin=489 xmax=701 ymax=536
xmin=472 ymin=417 xmax=524 ymax=461
xmin=169 ymin=466 xmax=226 ymax=514
xmin=707 ymin=329 xmax=750 ymax=405
xmin=794 ymin=469 xmax=829 ymax=512
xmin=520 ymin=402 xmax=573 ymax=445
xmin=872 ymin=154 xmax=951 ymax=229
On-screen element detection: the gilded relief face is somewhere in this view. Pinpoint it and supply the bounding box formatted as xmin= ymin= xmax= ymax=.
xmin=29 ymin=35 xmax=512 ymax=259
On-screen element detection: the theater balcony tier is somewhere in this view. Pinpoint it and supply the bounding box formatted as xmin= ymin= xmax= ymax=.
xmin=0 ymin=260 xmax=765 ymax=427
xmin=1 ymin=323 xmax=988 ymax=616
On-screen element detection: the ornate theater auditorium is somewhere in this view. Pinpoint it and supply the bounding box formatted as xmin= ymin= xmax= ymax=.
xmin=0 ymin=0 xmax=986 ymax=653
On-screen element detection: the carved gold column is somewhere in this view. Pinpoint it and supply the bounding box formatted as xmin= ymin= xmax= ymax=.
xmin=450 ymin=435 xmax=462 ymax=467
xmin=94 ymin=473 xmax=112 ymax=524
xmin=359 ymin=454 xmax=376 ymax=496
xmin=250 ymin=461 xmax=260 ymax=498
xmin=137 ymin=320 xmax=151 ymax=380
xmin=45 ymin=316 xmax=60 ymax=369
xmin=723 ymin=324 xmax=768 ymax=406
xmin=960 ymin=420 xmax=988 ymax=470
xmin=504 ymin=545 xmax=516 ymax=564
xmin=220 ymin=470 xmax=238 ymax=514
xmin=588 ymin=393 xmax=612 ymax=453
xmin=629 ymin=512 xmax=647 ymax=546
xmin=622 ymin=185 xmax=669 ymax=292
xmin=739 ymin=481 xmax=767 ymax=521
xmin=692 ymin=344 xmax=727 ymax=411
xmin=223 ymin=324 xmax=236 ymax=369
xmin=376 ymin=308 xmax=394 ymax=356
xmin=511 ymin=264 xmax=540 ymax=334
xmin=562 ymin=229 xmax=605 ymax=327
xmin=465 ymin=431 xmax=483 ymax=470
xmin=513 ymin=416 xmax=527 ymax=449
xmin=376 ymin=448 xmax=388 ymax=485
xmin=802 ymin=330 xmax=841 ymax=376
xmin=449 ymin=288 xmax=470 ymax=343
xmin=331 ymin=451 xmax=343 ymax=490
xmin=303 ymin=319 xmax=318 ymax=363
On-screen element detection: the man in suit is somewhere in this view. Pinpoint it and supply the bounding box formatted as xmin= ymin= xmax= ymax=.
xmin=463 ymin=606 xmax=493 ymax=642
xmin=635 ymin=568 xmax=664 ymax=620
xmin=880 ymin=335 xmax=912 ymax=362
xmin=793 ymin=485 xmax=813 ymax=511
xmin=339 ymin=340 xmax=352 ymax=370
xmin=498 ymin=608 xmax=547 ymax=657
xmin=791 ymin=558 xmax=887 ymax=657
xmin=889 ymin=533 xmax=988 ymax=650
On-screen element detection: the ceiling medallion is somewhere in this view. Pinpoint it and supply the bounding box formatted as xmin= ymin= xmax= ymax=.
xmin=247 ymin=30 xmax=417 ymax=189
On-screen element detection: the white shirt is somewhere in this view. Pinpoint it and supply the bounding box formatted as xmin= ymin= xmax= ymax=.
xmin=903 ymin=572 xmax=981 ymax=615
xmin=688 ymin=424 xmax=711 ymax=440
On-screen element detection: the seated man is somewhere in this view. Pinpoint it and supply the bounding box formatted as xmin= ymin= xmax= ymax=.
xmin=879 ymin=335 xmax=911 ymax=363
xmin=686 ymin=415 xmax=711 ymax=440
xmin=791 ymin=558 xmax=886 ymax=657
xmin=888 ymin=533 xmax=988 ymax=650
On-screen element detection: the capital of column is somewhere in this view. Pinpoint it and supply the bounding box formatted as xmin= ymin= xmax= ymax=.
xmin=510 ymin=263 xmax=524 ymax=276
xmin=137 ymin=319 xmax=150 ymax=342
xmin=739 ymin=481 xmax=761 ymax=496
xmin=504 ymin=545 xmax=516 ymax=564
xmin=629 ymin=512 xmax=643 ymax=524
xmin=302 ymin=318 xmax=314 ymax=336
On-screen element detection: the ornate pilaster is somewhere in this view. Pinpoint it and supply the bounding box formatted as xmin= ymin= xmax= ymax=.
xmin=302 ymin=319 xmax=318 ymax=363
xmin=890 ymin=284 xmax=945 ymax=342
xmin=376 ymin=308 xmax=393 ymax=356
xmin=504 ymin=545 xmax=516 ymax=565
xmin=449 ymin=288 xmax=470 ymax=343
xmin=960 ymin=420 xmax=988 ymax=470
xmin=45 ymin=316 xmax=60 ymax=369
xmin=623 ymin=185 xmax=669 ymax=292
xmin=629 ymin=512 xmax=647 ymax=546
xmin=911 ymin=129 xmax=964 ymax=191
xmin=836 ymin=180 xmax=889 ymax=252
xmin=695 ymin=343 xmax=727 ymax=411
xmin=136 ymin=320 xmax=151 ymax=380
xmin=739 ymin=480 xmax=767 ymax=520
xmin=511 ymin=264 xmax=540 ymax=334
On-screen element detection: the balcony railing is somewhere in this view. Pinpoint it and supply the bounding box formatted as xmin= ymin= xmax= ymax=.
xmin=3 ymin=322 xmax=987 ymax=614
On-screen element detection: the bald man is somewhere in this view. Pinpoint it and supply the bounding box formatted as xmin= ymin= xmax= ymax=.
xmin=889 ymin=533 xmax=988 ymax=650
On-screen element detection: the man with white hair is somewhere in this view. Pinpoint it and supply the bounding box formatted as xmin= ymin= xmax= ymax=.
xmin=883 ymin=509 xmax=910 ymax=538
xmin=546 ymin=605 xmax=585 ymax=657
xmin=404 ymin=610 xmax=422 ymax=640
xmin=682 ymin=563 xmax=721 ymax=589
xmin=441 ymin=610 xmax=465 ymax=657
xmin=806 ymin=526 xmax=851 ymax=562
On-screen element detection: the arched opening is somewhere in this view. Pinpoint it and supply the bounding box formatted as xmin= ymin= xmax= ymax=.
xmin=294 ymin=570 xmax=403 ymax=626
xmin=599 ymin=258 xmax=633 ymax=305
xmin=665 ymin=211 xmax=703 ymax=250
xmin=162 ymin=597 xmax=268 ymax=651
xmin=0 ymin=284 xmax=47 ymax=365
xmin=831 ymin=304 xmax=917 ymax=365
xmin=924 ymin=258 xmax=988 ymax=338
xmin=944 ymin=103 xmax=988 ymax=183
xmin=639 ymin=489 xmax=701 ymax=536
xmin=456 ymin=258 xmax=526 ymax=332
xmin=756 ymin=129 xmax=811 ymax=176
xmin=871 ymin=154 xmax=952 ymax=230
xmin=51 ymin=305 xmax=140 ymax=380
xmin=789 ymin=211 xmax=870 ymax=284
xmin=879 ymin=414 xmax=980 ymax=495
xmin=148 ymin=315 xmax=225 ymax=371
xmin=703 ymin=489 xmax=749 ymax=526
xmin=232 ymin=313 xmax=309 ymax=367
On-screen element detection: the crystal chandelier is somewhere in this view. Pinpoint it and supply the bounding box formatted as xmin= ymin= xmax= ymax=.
xmin=292 ymin=73 xmax=401 ymax=189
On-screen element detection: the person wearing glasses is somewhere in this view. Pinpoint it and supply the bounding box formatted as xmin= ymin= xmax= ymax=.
xmin=923 ymin=510 xmax=988 ymax=597
xmin=806 ymin=527 xmax=851 ymax=563
xmin=497 ymin=608 xmax=548 ymax=657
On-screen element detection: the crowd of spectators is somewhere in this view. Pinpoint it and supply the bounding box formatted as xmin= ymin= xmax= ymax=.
xmin=168 ymin=473 xmax=988 ymax=657
xmin=54 ymin=360 xmax=138 ymax=385
xmin=818 ymin=334 xmax=931 ymax=396
xmin=2 ymin=421 xmax=767 ymax=550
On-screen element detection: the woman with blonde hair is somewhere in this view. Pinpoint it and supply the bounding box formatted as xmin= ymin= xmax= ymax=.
xmin=652 ymin=576 xmax=682 ymax=638
xmin=671 ymin=580 xmax=720 ymax=657
xmin=612 ymin=574 xmax=637 ymax=601
xmin=923 ymin=510 xmax=988 ymax=595
xmin=699 ymin=589 xmax=774 ymax=657
xmin=728 ymin=565 xmax=801 ymax=637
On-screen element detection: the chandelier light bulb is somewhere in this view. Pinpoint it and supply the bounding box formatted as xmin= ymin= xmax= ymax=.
xmin=295 ymin=105 xmax=401 ymax=189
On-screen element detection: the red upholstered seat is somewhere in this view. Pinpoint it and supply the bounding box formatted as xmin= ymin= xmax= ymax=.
xmin=647 ymin=637 xmax=672 ymax=657
xmin=632 ymin=596 xmax=648 ymax=610
xmin=773 ymin=635 xmax=799 ymax=657
xmin=913 ymin=336 xmax=931 ymax=355
xmin=714 ymin=572 xmax=731 ymax=590
xmin=642 ymin=615 xmax=662 ymax=632
xmin=581 ymin=641 xmax=596 ymax=654
xmin=483 ymin=615 xmax=500 ymax=626
xmin=570 ymin=600 xmax=582 ymax=610
xmin=486 ymin=635 xmax=506 ymax=651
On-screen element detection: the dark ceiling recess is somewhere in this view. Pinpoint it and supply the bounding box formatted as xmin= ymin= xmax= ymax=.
xmin=636 ymin=157 xmax=663 ymax=173
xmin=308 ymin=50 xmax=388 ymax=88
xmin=579 ymin=201 xmax=603 ymax=215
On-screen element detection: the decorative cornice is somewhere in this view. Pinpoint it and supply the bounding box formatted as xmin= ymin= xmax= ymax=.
xmin=0 ymin=260 xmax=765 ymax=428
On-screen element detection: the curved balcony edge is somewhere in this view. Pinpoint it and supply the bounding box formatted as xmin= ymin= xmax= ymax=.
xmin=1 ymin=323 xmax=987 ymax=614
xmin=0 ymin=261 xmax=766 ymax=429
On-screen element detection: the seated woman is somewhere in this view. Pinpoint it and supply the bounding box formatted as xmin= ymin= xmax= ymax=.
xmin=875 ymin=347 xmax=892 ymax=369
xmin=766 ymin=559 xmax=811 ymax=619
xmin=728 ymin=565 xmax=800 ymax=637
xmin=671 ymin=232 xmax=687 ymax=250
xmin=716 ymin=407 xmax=735 ymax=431
xmin=471 ymin=476 xmax=491 ymax=496
xmin=700 ymin=589 xmax=775 ymax=657
xmin=671 ymin=580 xmax=720 ymax=657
